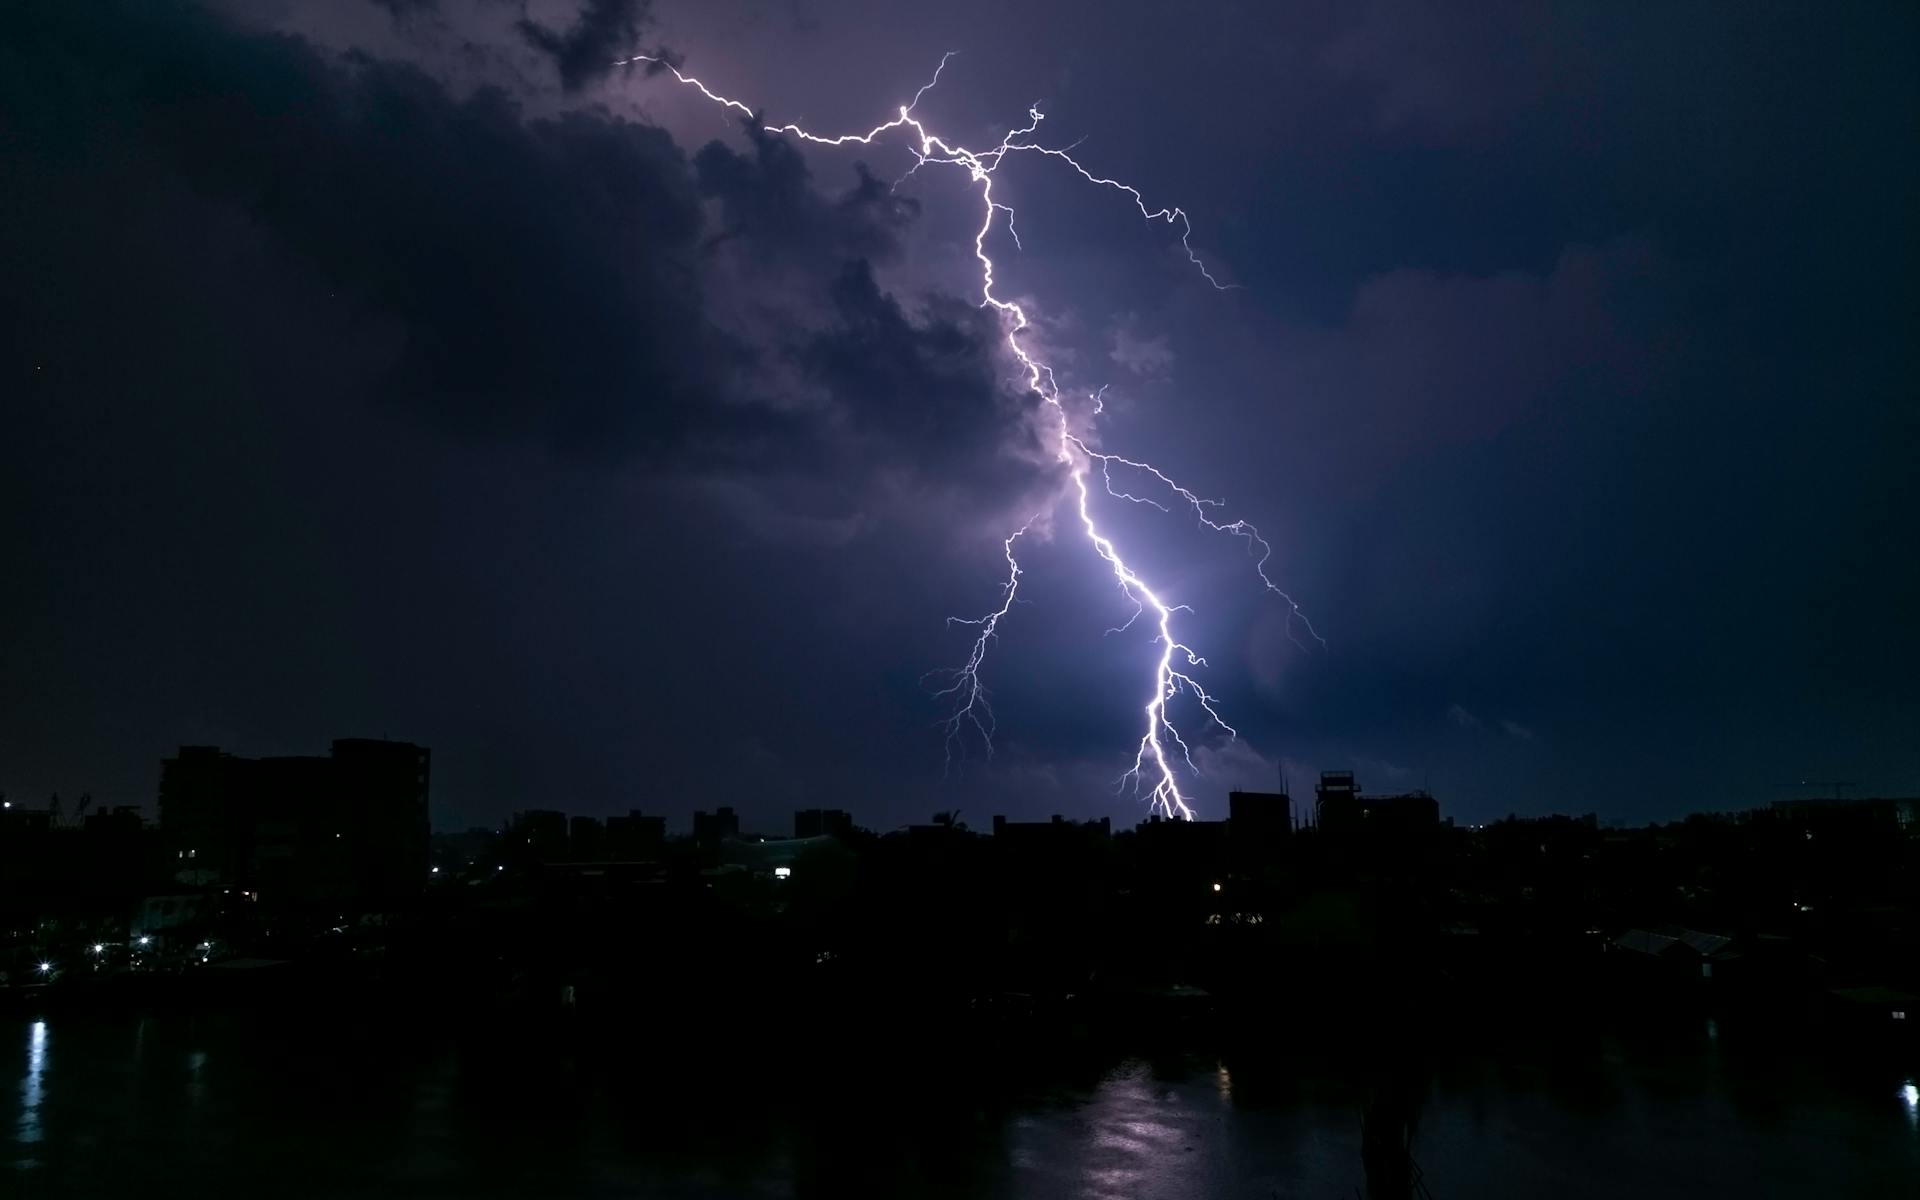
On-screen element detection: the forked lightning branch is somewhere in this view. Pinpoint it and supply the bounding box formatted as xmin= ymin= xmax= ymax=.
xmin=621 ymin=51 xmax=1318 ymax=818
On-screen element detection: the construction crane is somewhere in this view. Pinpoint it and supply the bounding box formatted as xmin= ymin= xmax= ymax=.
xmin=43 ymin=792 xmax=94 ymax=827
xmin=1796 ymin=779 xmax=1858 ymax=801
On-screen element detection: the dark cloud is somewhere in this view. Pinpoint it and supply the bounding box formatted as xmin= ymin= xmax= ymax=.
xmin=2 ymin=0 xmax=1913 ymax=831
xmin=516 ymin=0 xmax=651 ymax=92
xmin=6 ymin=1 xmax=736 ymax=461
xmin=0 ymin=0 xmax=1057 ymax=824
xmin=801 ymin=263 xmax=1038 ymax=485
xmin=694 ymin=132 xmax=919 ymax=268
xmin=3 ymin=0 xmax=1023 ymax=477
xmin=677 ymin=123 xmax=1041 ymax=518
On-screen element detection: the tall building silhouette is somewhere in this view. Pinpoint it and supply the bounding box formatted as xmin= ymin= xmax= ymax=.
xmin=158 ymin=738 xmax=429 ymax=905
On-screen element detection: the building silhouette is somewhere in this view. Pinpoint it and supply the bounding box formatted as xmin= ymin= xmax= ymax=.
xmin=507 ymin=809 xmax=568 ymax=860
xmin=692 ymin=806 xmax=740 ymax=845
xmin=1770 ymin=795 xmax=1918 ymax=837
xmin=157 ymin=746 xmax=248 ymax=884
xmin=569 ymin=815 xmax=606 ymax=861
xmin=991 ymin=813 xmax=1112 ymax=848
xmin=82 ymin=805 xmax=145 ymax=838
xmin=903 ymin=811 xmax=972 ymax=841
xmin=332 ymin=738 xmax=431 ymax=902
xmin=157 ymin=738 xmax=430 ymax=907
xmin=605 ymin=810 xmax=666 ymax=859
xmin=0 ymin=796 xmax=152 ymax=916
xmin=248 ymin=753 xmax=336 ymax=899
xmin=794 ymin=808 xmax=854 ymax=840
xmin=1315 ymin=771 xmax=1439 ymax=838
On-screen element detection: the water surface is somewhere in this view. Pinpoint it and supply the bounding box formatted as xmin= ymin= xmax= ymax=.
xmin=5 ymin=1012 xmax=1915 ymax=1197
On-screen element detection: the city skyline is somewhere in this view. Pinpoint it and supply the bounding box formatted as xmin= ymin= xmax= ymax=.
xmin=10 ymin=735 xmax=1911 ymax=841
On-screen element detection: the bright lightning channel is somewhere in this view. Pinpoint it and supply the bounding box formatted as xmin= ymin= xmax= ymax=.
xmin=620 ymin=51 xmax=1317 ymax=819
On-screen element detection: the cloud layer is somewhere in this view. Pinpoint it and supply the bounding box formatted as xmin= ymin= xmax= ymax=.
xmin=2 ymin=0 xmax=1913 ymax=831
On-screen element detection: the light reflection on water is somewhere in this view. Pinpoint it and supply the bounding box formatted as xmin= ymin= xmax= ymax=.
xmin=2 ymin=1015 xmax=1916 ymax=1196
xmin=1074 ymin=1066 xmax=1187 ymax=1198
xmin=18 ymin=1021 xmax=46 ymax=1149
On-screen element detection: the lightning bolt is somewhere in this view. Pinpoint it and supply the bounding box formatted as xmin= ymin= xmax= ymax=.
xmin=621 ymin=51 xmax=1316 ymax=819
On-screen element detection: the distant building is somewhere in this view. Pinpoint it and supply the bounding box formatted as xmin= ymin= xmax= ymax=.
xmin=131 ymin=893 xmax=218 ymax=941
xmin=157 ymin=738 xmax=430 ymax=907
xmin=991 ymin=813 xmax=1112 ymax=842
xmin=1770 ymin=796 xmax=1918 ymax=837
xmin=0 ymin=799 xmax=151 ymax=910
xmin=569 ymin=816 xmax=606 ymax=861
xmin=158 ymin=746 xmax=249 ymax=886
xmin=605 ymin=810 xmax=666 ymax=859
xmin=330 ymin=738 xmax=431 ymax=903
xmin=83 ymin=806 xmax=145 ymax=838
xmin=1315 ymin=770 xmax=1359 ymax=813
xmin=247 ymin=754 xmax=338 ymax=899
xmin=0 ymin=805 xmax=55 ymax=838
xmin=1315 ymin=771 xmax=1439 ymax=838
xmin=692 ymin=806 xmax=740 ymax=845
xmin=794 ymin=808 xmax=855 ymax=840
xmin=508 ymin=810 xmax=568 ymax=860
xmin=904 ymin=811 xmax=973 ymax=840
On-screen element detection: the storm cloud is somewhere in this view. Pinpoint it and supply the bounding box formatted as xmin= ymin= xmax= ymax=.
xmin=517 ymin=0 xmax=652 ymax=92
xmin=2 ymin=0 xmax=1914 ymax=831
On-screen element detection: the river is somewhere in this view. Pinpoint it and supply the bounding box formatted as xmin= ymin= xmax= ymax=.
xmin=5 ymin=1009 xmax=1916 ymax=1196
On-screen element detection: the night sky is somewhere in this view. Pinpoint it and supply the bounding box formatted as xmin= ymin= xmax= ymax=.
xmin=4 ymin=1 xmax=1915 ymax=832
